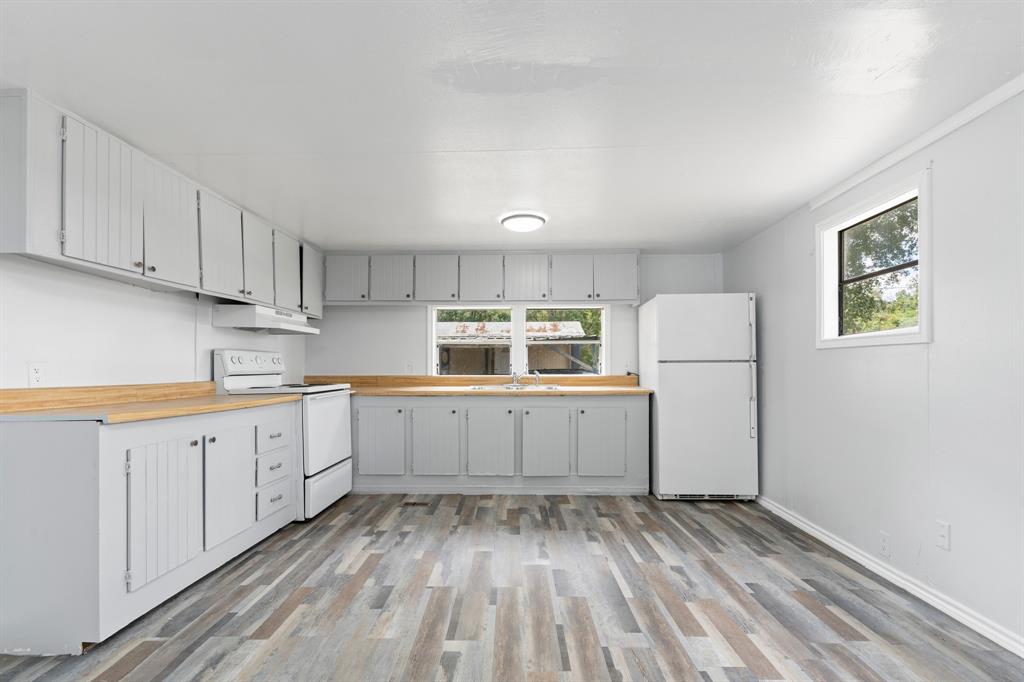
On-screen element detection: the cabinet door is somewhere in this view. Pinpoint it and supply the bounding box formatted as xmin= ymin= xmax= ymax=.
xmin=325 ymin=254 xmax=370 ymax=301
xmin=198 ymin=190 xmax=244 ymax=297
xmin=62 ymin=115 xmax=142 ymax=273
xmin=577 ymin=407 xmax=626 ymax=476
xmin=415 ymin=254 xmax=459 ymax=301
xmin=126 ymin=435 xmax=203 ymax=592
xmin=241 ymin=212 xmax=275 ymax=304
xmin=504 ymin=254 xmax=550 ymax=301
xmin=302 ymin=243 xmax=324 ymax=317
xmin=593 ymin=253 xmax=638 ymax=301
xmin=203 ymin=426 xmax=256 ymax=550
xmin=357 ymin=406 xmax=406 ymax=475
xmin=460 ymin=254 xmax=504 ymax=301
xmin=522 ymin=407 xmax=570 ymax=476
xmin=136 ymin=153 xmax=200 ymax=287
xmin=412 ymin=407 xmax=461 ymax=475
xmin=273 ymin=230 xmax=302 ymax=312
xmin=467 ymin=407 xmax=515 ymax=476
xmin=370 ymin=254 xmax=415 ymax=300
xmin=550 ymin=255 xmax=594 ymax=301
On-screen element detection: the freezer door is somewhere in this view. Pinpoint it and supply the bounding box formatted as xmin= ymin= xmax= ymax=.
xmin=653 ymin=362 xmax=757 ymax=497
xmin=655 ymin=293 xmax=755 ymax=361
xmin=303 ymin=392 xmax=353 ymax=476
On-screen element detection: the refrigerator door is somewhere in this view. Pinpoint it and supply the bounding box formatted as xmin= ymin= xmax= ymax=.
xmin=653 ymin=362 xmax=757 ymax=498
xmin=655 ymin=293 xmax=755 ymax=362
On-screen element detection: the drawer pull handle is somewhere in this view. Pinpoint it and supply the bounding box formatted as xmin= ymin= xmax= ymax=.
xmin=208 ymin=436 xmax=217 ymax=444
xmin=269 ymin=462 xmax=283 ymax=471
xmin=270 ymin=494 xmax=283 ymax=503
xmin=269 ymin=432 xmax=283 ymax=439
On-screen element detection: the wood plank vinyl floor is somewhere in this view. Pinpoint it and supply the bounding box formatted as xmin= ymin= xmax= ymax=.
xmin=2 ymin=495 xmax=1021 ymax=681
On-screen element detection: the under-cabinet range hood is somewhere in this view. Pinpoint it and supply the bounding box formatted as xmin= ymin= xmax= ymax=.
xmin=212 ymin=304 xmax=320 ymax=335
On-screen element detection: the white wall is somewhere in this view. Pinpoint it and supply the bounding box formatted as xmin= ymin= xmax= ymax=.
xmin=306 ymin=253 xmax=723 ymax=376
xmin=723 ymin=94 xmax=1023 ymax=647
xmin=0 ymin=255 xmax=306 ymax=387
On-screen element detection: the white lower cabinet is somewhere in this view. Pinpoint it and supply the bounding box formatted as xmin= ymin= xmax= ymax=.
xmin=411 ymin=407 xmax=461 ymax=475
xmin=357 ymin=406 xmax=407 ymax=474
xmin=0 ymin=402 xmax=298 ymax=655
xmin=467 ymin=407 xmax=515 ymax=475
xmin=522 ymin=407 xmax=571 ymax=476
xmin=577 ymin=407 xmax=627 ymax=476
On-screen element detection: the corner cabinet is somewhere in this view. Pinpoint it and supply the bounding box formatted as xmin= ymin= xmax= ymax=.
xmin=0 ymin=402 xmax=298 ymax=655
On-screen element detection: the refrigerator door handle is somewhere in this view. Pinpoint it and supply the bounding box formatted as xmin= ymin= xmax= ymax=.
xmin=748 ymin=360 xmax=758 ymax=439
xmin=748 ymin=294 xmax=756 ymax=362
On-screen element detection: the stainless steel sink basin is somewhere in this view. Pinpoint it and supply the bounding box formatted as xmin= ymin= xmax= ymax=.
xmin=468 ymin=384 xmax=561 ymax=391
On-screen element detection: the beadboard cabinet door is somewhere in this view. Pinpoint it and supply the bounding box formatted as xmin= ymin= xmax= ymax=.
xmin=522 ymin=407 xmax=571 ymax=476
xmin=460 ymin=254 xmax=504 ymax=301
xmin=593 ymin=253 xmax=638 ymax=301
xmin=126 ymin=435 xmax=203 ymax=592
xmin=135 ymin=152 xmax=200 ymax=287
xmin=504 ymin=254 xmax=549 ymax=301
xmin=467 ymin=407 xmax=515 ymax=476
xmin=325 ymin=254 xmax=370 ymax=301
xmin=241 ymin=212 xmax=275 ymax=305
xmin=198 ymin=190 xmax=244 ymax=297
xmin=357 ymin=407 xmax=407 ymax=475
xmin=370 ymin=254 xmax=415 ymax=300
xmin=415 ymin=254 xmax=459 ymax=301
xmin=203 ymin=426 xmax=256 ymax=551
xmin=302 ymin=243 xmax=324 ymax=317
xmin=550 ymin=254 xmax=594 ymax=301
xmin=273 ymin=230 xmax=302 ymax=312
xmin=61 ymin=115 xmax=142 ymax=273
xmin=411 ymin=407 xmax=461 ymax=475
xmin=577 ymin=407 xmax=627 ymax=476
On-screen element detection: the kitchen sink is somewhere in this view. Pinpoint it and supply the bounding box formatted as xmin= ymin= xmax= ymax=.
xmin=468 ymin=384 xmax=561 ymax=391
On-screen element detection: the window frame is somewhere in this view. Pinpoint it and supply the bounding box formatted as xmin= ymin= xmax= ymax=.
xmin=429 ymin=303 xmax=609 ymax=376
xmin=816 ymin=170 xmax=931 ymax=349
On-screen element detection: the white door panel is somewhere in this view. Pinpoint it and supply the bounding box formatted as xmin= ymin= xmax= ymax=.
xmin=655 ymin=293 xmax=755 ymax=361
xmin=273 ymin=231 xmax=301 ymax=312
xmin=412 ymin=407 xmax=461 ymax=475
xmin=654 ymin=363 xmax=757 ymax=497
xmin=357 ymin=406 xmax=406 ymax=475
xmin=303 ymin=392 xmax=351 ymax=476
xmin=577 ymin=407 xmax=627 ymax=476
xmin=593 ymin=253 xmax=638 ymax=301
xmin=415 ymin=254 xmax=459 ymax=301
xmin=370 ymin=254 xmax=414 ymax=300
xmin=198 ymin=190 xmax=244 ymax=297
xmin=522 ymin=407 xmax=570 ymax=476
xmin=302 ymin=243 xmax=324 ymax=316
xmin=325 ymin=254 xmax=370 ymax=301
xmin=467 ymin=407 xmax=515 ymax=475
xmin=203 ymin=426 xmax=256 ymax=550
xmin=504 ymin=254 xmax=549 ymax=301
xmin=550 ymin=254 xmax=594 ymax=301
xmin=241 ymin=212 xmax=275 ymax=304
xmin=136 ymin=153 xmax=200 ymax=287
xmin=459 ymin=254 xmax=504 ymax=301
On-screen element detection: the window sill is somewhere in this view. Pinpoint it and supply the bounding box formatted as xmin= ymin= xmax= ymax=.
xmin=816 ymin=326 xmax=930 ymax=349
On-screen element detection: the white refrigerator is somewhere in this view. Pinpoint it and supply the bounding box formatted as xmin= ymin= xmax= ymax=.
xmin=639 ymin=293 xmax=758 ymax=499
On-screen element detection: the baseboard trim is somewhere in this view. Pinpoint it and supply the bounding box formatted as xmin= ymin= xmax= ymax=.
xmin=757 ymin=496 xmax=1024 ymax=658
xmin=353 ymin=485 xmax=650 ymax=496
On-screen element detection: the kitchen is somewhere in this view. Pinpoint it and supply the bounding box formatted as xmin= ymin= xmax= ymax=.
xmin=0 ymin=2 xmax=1022 ymax=680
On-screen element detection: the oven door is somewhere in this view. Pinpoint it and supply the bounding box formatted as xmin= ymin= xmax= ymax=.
xmin=302 ymin=391 xmax=352 ymax=477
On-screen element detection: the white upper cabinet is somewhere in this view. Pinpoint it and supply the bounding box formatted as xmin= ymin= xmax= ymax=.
xmin=370 ymin=254 xmax=415 ymax=300
xmin=415 ymin=254 xmax=459 ymax=301
xmin=273 ymin=230 xmax=302 ymax=312
xmin=301 ymin=243 xmax=324 ymax=317
xmin=135 ymin=152 xmax=200 ymax=288
xmin=198 ymin=190 xmax=243 ymax=297
xmin=504 ymin=254 xmax=550 ymax=301
xmin=460 ymin=254 xmax=504 ymax=301
xmin=593 ymin=253 xmax=639 ymax=301
xmin=241 ymin=212 xmax=275 ymax=304
xmin=61 ymin=115 xmax=142 ymax=273
xmin=550 ymin=254 xmax=594 ymax=301
xmin=325 ymin=254 xmax=370 ymax=301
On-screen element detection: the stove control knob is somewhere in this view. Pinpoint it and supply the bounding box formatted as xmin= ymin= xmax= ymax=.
xmin=255 ymin=355 xmax=264 ymax=367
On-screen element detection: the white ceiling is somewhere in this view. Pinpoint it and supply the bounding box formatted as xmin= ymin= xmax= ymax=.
xmin=1 ymin=1 xmax=1021 ymax=252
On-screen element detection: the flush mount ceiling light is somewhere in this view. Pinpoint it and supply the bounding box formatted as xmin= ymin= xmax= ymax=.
xmin=500 ymin=211 xmax=547 ymax=233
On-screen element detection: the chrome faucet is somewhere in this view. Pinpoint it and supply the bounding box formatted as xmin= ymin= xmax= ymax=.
xmin=510 ymin=371 xmax=524 ymax=385
xmin=532 ymin=370 xmax=542 ymax=385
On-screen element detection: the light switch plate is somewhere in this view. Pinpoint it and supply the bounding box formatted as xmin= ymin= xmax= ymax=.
xmin=27 ymin=362 xmax=46 ymax=386
xmin=936 ymin=520 xmax=951 ymax=551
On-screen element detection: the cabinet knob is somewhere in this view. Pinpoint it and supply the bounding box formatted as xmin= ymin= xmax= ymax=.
xmin=541 ymin=293 xmax=546 ymax=298
xmin=580 ymin=409 xmax=585 ymax=414
xmin=360 ymin=294 xmax=366 ymax=299
xmin=247 ymin=290 xmax=253 ymax=296
xmin=147 ymin=265 xmax=157 ymax=272
xmin=238 ymin=288 xmax=246 ymax=294
xmin=190 ymin=440 xmax=199 ymax=447
xmin=303 ymin=304 xmax=308 ymax=310
xmin=208 ymin=436 xmax=216 ymax=443
xmin=507 ymin=409 xmax=512 ymax=414
xmin=451 ymin=293 xmax=456 ymax=298
xmin=405 ymin=293 xmax=411 ymax=298
xmin=451 ymin=409 xmax=457 ymax=414
xmin=397 ymin=409 xmax=403 ymax=414
xmin=525 ymin=410 xmax=530 ymax=415
xmin=596 ymin=293 xmax=601 ymax=298
xmin=586 ymin=293 xmax=592 ymax=298
xmin=496 ymin=294 xmax=501 ymax=298
xmin=133 ymin=261 xmax=144 ymax=268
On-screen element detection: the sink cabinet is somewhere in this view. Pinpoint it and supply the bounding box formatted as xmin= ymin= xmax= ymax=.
xmin=351 ymin=394 xmax=648 ymax=494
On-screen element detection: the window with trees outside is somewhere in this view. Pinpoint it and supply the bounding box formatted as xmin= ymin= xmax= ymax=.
xmin=433 ymin=306 xmax=605 ymax=375
xmin=817 ymin=175 xmax=929 ymax=349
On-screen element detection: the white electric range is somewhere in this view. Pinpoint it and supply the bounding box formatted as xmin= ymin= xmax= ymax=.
xmin=214 ymin=349 xmax=352 ymax=519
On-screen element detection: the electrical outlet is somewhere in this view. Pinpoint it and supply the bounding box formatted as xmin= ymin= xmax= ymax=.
xmin=936 ymin=520 xmax=951 ymax=551
xmin=405 ymin=363 xmax=414 ymax=374
xmin=880 ymin=531 xmax=892 ymax=560
xmin=27 ymin=362 xmax=46 ymax=386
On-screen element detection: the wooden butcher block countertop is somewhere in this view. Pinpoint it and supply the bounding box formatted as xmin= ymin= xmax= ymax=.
xmin=305 ymin=374 xmax=653 ymax=397
xmin=0 ymin=381 xmax=300 ymax=424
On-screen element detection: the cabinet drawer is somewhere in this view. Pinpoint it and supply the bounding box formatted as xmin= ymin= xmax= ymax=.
xmin=256 ymin=420 xmax=292 ymax=453
xmin=257 ymin=479 xmax=291 ymax=520
xmin=256 ymin=452 xmax=290 ymax=487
